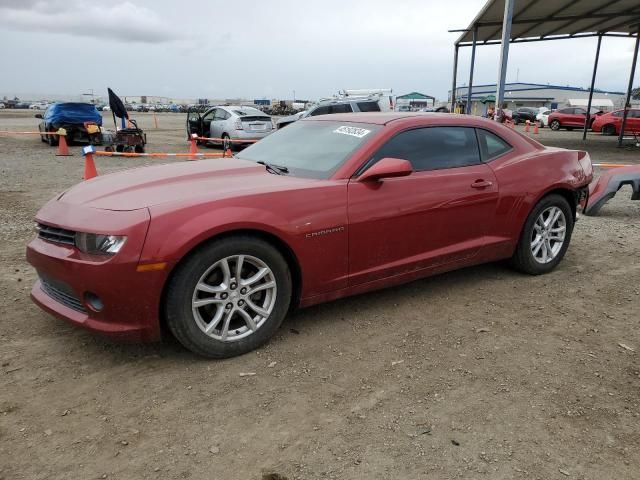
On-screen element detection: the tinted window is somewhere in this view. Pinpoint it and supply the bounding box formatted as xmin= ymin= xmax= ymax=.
xmin=357 ymin=101 xmax=381 ymax=112
xmin=368 ymin=127 xmax=481 ymax=172
xmin=331 ymin=104 xmax=353 ymax=114
xmin=309 ymin=106 xmax=330 ymax=116
xmin=612 ymin=111 xmax=623 ymax=117
xmin=559 ymin=108 xmax=573 ymax=114
xmin=631 ymin=110 xmax=640 ymax=118
xmin=476 ymin=129 xmax=512 ymax=161
xmin=575 ymin=108 xmax=586 ymax=115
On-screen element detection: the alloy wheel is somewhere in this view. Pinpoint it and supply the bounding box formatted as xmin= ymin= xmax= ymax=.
xmin=191 ymin=255 xmax=277 ymax=342
xmin=530 ymin=206 xmax=566 ymax=264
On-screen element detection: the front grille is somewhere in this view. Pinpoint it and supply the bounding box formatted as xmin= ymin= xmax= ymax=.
xmin=40 ymin=275 xmax=87 ymax=313
xmin=37 ymin=223 xmax=76 ymax=246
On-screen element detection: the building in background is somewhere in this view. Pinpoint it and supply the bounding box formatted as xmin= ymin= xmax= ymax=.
xmin=395 ymin=92 xmax=436 ymax=110
xmin=449 ymin=82 xmax=627 ymax=115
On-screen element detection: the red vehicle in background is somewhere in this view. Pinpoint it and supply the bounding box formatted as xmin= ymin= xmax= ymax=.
xmin=27 ymin=113 xmax=593 ymax=358
xmin=591 ymin=108 xmax=640 ymax=135
xmin=547 ymin=107 xmax=602 ymax=131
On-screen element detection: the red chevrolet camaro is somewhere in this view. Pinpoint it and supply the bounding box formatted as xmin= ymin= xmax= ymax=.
xmin=27 ymin=113 xmax=593 ymax=358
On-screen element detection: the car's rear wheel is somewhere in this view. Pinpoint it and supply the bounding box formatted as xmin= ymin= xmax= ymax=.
xmin=602 ymin=124 xmax=616 ymax=136
xmin=165 ymin=236 xmax=292 ymax=358
xmin=222 ymin=133 xmax=232 ymax=151
xmin=549 ymin=120 xmax=561 ymax=131
xmin=510 ymin=194 xmax=574 ymax=275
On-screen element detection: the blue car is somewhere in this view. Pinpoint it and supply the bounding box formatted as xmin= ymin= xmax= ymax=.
xmin=37 ymin=102 xmax=102 ymax=146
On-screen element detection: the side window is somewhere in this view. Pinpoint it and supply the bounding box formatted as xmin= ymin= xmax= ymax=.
xmin=612 ymin=111 xmax=623 ymax=117
xmin=330 ymin=104 xmax=353 ymax=114
xmin=559 ymin=108 xmax=573 ymax=114
xmin=575 ymin=108 xmax=586 ymax=115
xmin=476 ymin=129 xmax=512 ymax=162
xmin=309 ymin=106 xmax=330 ymax=116
xmin=630 ymin=110 xmax=640 ymax=118
xmin=214 ymin=109 xmax=229 ymax=120
xmin=202 ymin=108 xmax=217 ymax=122
xmin=367 ymin=127 xmax=481 ymax=172
xmin=357 ymin=102 xmax=381 ymax=112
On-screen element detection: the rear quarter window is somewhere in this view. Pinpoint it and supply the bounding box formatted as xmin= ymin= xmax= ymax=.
xmin=476 ymin=129 xmax=512 ymax=162
xmin=356 ymin=102 xmax=381 ymax=112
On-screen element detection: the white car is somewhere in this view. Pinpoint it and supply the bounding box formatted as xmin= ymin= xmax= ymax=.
xmin=29 ymin=103 xmax=47 ymax=110
xmin=0 ymin=103 xmax=5 ymax=109
xmin=536 ymin=109 xmax=552 ymax=128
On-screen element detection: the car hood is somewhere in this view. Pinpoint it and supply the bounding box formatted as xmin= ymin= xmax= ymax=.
xmin=58 ymin=159 xmax=315 ymax=211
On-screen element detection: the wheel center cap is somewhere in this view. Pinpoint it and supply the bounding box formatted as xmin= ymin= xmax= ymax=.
xmin=230 ymin=291 xmax=240 ymax=300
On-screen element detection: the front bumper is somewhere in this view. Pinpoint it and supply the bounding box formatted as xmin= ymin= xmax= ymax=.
xmin=26 ymin=200 xmax=167 ymax=342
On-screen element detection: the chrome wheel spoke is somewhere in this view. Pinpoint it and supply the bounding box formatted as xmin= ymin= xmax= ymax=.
xmin=246 ymin=298 xmax=270 ymax=318
xmin=220 ymin=308 xmax=234 ymax=341
xmin=204 ymin=307 xmax=224 ymax=334
xmin=196 ymin=282 xmax=225 ymax=294
xmin=237 ymin=308 xmax=257 ymax=331
xmin=220 ymin=258 xmax=231 ymax=286
xmin=248 ymin=280 xmax=275 ymax=296
xmin=242 ymin=267 xmax=268 ymax=287
xmin=235 ymin=254 xmax=245 ymax=284
xmin=193 ymin=297 xmax=224 ymax=308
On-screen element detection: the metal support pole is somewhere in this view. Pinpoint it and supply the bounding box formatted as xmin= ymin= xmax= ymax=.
xmin=466 ymin=27 xmax=478 ymax=114
xmin=583 ymin=34 xmax=602 ymax=141
xmin=451 ymin=44 xmax=459 ymax=113
xmin=618 ymin=31 xmax=640 ymax=147
xmin=495 ymin=0 xmax=515 ymax=121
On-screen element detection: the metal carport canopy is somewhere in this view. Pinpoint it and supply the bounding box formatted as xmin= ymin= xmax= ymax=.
xmin=450 ymin=0 xmax=640 ymax=146
xmin=456 ymin=0 xmax=640 ymax=45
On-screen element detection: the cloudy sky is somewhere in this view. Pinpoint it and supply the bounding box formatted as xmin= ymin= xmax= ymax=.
xmin=0 ymin=0 xmax=637 ymax=101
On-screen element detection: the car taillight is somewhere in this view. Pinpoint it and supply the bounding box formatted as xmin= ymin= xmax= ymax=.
xmin=234 ymin=120 xmax=243 ymax=130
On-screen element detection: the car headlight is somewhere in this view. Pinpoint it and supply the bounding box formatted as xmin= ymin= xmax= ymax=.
xmin=75 ymin=233 xmax=126 ymax=255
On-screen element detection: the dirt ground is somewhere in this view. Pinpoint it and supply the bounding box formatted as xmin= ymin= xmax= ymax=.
xmin=1 ymin=110 xmax=639 ymax=480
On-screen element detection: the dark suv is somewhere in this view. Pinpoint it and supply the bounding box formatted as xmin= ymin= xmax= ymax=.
xmin=512 ymin=107 xmax=539 ymax=125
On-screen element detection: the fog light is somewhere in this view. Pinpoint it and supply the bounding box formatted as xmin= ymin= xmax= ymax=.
xmin=84 ymin=292 xmax=104 ymax=312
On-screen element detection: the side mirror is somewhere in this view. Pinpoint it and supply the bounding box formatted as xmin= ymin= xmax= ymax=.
xmin=34 ymin=113 xmax=43 ymax=119
xmin=358 ymin=157 xmax=413 ymax=182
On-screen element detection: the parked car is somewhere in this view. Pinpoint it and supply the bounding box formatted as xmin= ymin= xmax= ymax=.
xmin=0 ymin=103 xmax=5 ymax=109
xmin=591 ymin=108 xmax=640 ymax=135
xmin=536 ymin=109 xmax=553 ymax=127
xmin=36 ymin=102 xmax=102 ymax=146
xmin=276 ymin=97 xmax=385 ymax=129
xmin=186 ymin=105 xmax=274 ymax=150
xmin=511 ymin=107 xmax=539 ymax=125
xmin=27 ymin=112 xmax=593 ymax=358
xmin=547 ymin=107 xmax=602 ymax=131
xmin=29 ymin=103 xmax=48 ymax=110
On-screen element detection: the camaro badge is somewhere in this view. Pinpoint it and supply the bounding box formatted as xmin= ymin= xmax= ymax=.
xmin=305 ymin=226 xmax=345 ymax=238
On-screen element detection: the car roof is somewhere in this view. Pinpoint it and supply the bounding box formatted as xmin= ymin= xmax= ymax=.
xmin=303 ymin=112 xmax=497 ymax=127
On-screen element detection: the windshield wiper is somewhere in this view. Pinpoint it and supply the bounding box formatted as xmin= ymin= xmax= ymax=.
xmin=256 ymin=161 xmax=289 ymax=175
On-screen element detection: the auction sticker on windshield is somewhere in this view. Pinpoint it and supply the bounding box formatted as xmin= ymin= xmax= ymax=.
xmin=333 ymin=126 xmax=371 ymax=138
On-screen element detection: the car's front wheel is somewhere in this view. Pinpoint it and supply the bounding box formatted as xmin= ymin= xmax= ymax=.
xmin=165 ymin=236 xmax=292 ymax=358
xmin=549 ymin=120 xmax=561 ymax=131
xmin=602 ymin=124 xmax=616 ymax=136
xmin=510 ymin=194 xmax=574 ymax=275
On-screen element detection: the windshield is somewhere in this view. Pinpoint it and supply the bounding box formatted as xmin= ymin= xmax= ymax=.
xmin=237 ymin=120 xmax=380 ymax=179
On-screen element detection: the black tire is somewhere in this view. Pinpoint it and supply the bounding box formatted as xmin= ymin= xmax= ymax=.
xmin=47 ymin=129 xmax=58 ymax=147
xmin=566 ymin=127 xmax=574 ymax=131
xmin=165 ymin=235 xmax=292 ymax=358
xmin=222 ymin=133 xmax=232 ymax=151
xmin=513 ymin=117 xmax=520 ymax=125
xmin=510 ymin=194 xmax=574 ymax=275
xmin=549 ymin=120 xmax=561 ymax=131
xmin=602 ymin=124 xmax=616 ymax=136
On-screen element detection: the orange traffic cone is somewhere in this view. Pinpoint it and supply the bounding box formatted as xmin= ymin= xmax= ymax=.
xmin=524 ymin=120 xmax=530 ymax=132
xmin=56 ymin=128 xmax=72 ymax=156
xmin=82 ymin=146 xmax=98 ymax=180
xmin=224 ymin=148 xmax=233 ymax=158
xmin=189 ymin=134 xmax=198 ymax=156
xmin=534 ymin=121 xmax=539 ymax=134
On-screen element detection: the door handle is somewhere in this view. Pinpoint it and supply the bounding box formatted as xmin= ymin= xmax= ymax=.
xmin=471 ymin=180 xmax=493 ymax=188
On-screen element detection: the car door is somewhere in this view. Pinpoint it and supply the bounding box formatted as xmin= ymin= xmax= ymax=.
xmin=206 ymin=108 xmax=223 ymax=139
xmin=627 ymin=109 xmax=640 ymax=133
xmin=347 ymin=126 xmax=499 ymax=286
xmin=186 ymin=108 xmax=204 ymax=138
xmin=571 ymin=108 xmax=588 ymax=127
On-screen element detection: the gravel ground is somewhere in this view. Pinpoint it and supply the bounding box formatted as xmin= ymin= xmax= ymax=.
xmin=0 ymin=111 xmax=639 ymax=480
